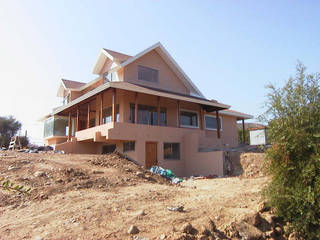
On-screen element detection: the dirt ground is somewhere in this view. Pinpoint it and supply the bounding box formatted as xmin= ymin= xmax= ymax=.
xmin=0 ymin=151 xmax=268 ymax=240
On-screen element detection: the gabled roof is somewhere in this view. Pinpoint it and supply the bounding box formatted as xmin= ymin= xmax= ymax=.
xmin=103 ymin=48 xmax=131 ymax=62
xmin=62 ymin=79 xmax=86 ymax=89
xmin=92 ymin=42 xmax=205 ymax=98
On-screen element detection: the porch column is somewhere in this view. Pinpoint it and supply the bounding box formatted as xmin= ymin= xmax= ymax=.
xmin=200 ymin=106 xmax=204 ymax=130
xmin=216 ymin=110 xmax=221 ymax=139
xmin=76 ymin=107 xmax=80 ymax=132
xmin=100 ymin=92 xmax=103 ymax=125
xmin=134 ymin=92 xmax=138 ymax=124
xmin=87 ymin=102 xmax=90 ymax=129
xmin=68 ymin=111 xmax=72 ymax=141
xmin=112 ymin=88 xmax=117 ymax=122
xmin=177 ymin=100 xmax=181 ymax=127
xmin=157 ymin=96 xmax=161 ymax=126
xmin=242 ymin=119 xmax=246 ymax=143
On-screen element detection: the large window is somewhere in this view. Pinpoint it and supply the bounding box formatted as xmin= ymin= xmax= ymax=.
xmin=123 ymin=141 xmax=135 ymax=152
xmin=180 ymin=110 xmax=198 ymax=128
xmin=164 ymin=143 xmax=180 ymax=160
xmin=43 ymin=116 xmax=74 ymax=138
xmin=102 ymin=105 xmax=119 ymax=124
xmin=138 ymin=65 xmax=159 ymax=82
xmin=130 ymin=103 xmax=166 ymax=126
xmin=204 ymin=115 xmax=222 ymax=130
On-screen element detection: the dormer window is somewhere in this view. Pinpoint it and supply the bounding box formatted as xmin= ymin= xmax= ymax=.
xmin=138 ymin=65 xmax=158 ymax=82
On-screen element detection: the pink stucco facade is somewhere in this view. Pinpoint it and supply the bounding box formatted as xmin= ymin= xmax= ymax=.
xmin=47 ymin=43 xmax=252 ymax=177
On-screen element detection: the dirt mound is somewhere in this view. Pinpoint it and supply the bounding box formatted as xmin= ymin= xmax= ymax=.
xmin=0 ymin=151 xmax=269 ymax=240
xmin=226 ymin=152 xmax=266 ymax=178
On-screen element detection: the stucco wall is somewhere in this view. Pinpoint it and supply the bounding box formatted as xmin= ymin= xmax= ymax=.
xmin=123 ymin=50 xmax=189 ymax=95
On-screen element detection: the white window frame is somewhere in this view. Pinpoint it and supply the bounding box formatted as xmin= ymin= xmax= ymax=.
xmin=204 ymin=114 xmax=223 ymax=131
xmin=180 ymin=109 xmax=200 ymax=129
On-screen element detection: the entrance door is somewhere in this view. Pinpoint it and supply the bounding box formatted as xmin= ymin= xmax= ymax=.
xmin=145 ymin=142 xmax=157 ymax=169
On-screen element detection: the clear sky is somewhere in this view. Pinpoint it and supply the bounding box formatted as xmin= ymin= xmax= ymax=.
xmin=0 ymin=0 xmax=319 ymax=144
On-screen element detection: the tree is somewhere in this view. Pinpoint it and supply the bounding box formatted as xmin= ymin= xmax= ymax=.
xmin=0 ymin=116 xmax=21 ymax=147
xmin=262 ymin=62 xmax=320 ymax=239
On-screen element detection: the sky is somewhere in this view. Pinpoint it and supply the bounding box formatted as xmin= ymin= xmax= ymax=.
xmin=0 ymin=0 xmax=319 ymax=144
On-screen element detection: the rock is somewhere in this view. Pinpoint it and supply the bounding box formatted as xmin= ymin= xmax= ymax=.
xmin=233 ymin=221 xmax=263 ymax=240
xmin=288 ymin=232 xmax=301 ymax=240
xmin=200 ymin=226 xmax=211 ymax=236
xmin=8 ymin=166 xmax=20 ymax=171
xmin=198 ymin=235 xmax=209 ymax=240
xmin=128 ymin=225 xmax=139 ymax=234
xmin=34 ymin=171 xmax=46 ymax=177
xmin=274 ymin=225 xmax=283 ymax=235
xmin=257 ymin=201 xmax=269 ymax=213
xmin=92 ymin=170 xmax=104 ymax=174
xmin=132 ymin=236 xmax=149 ymax=240
xmin=167 ymin=206 xmax=184 ymax=212
xmin=181 ymin=223 xmax=193 ymax=234
xmin=243 ymin=212 xmax=261 ymax=227
xmin=262 ymin=213 xmax=275 ymax=226
xmin=136 ymin=171 xmax=144 ymax=178
xmin=137 ymin=210 xmax=146 ymax=216
xmin=34 ymin=236 xmax=43 ymax=240
xmin=159 ymin=234 xmax=166 ymax=240
xmin=204 ymin=218 xmax=216 ymax=232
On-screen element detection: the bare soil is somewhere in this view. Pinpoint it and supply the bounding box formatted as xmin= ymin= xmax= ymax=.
xmin=0 ymin=151 xmax=268 ymax=240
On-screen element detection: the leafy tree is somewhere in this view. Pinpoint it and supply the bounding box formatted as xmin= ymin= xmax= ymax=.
xmin=0 ymin=116 xmax=21 ymax=147
xmin=262 ymin=62 xmax=320 ymax=239
xmin=238 ymin=128 xmax=249 ymax=144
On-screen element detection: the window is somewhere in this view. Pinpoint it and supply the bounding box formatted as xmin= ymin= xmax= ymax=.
xmin=180 ymin=110 xmax=198 ymax=128
xmin=102 ymin=105 xmax=119 ymax=123
xmin=102 ymin=144 xmax=116 ymax=154
xmin=123 ymin=141 xmax=135 ymax=152
xmin=138 ymin=65 xmax=159 ymax=82
xmin=164 ymin=143 xmax=180 ymax=160
xmin=204 ymin=115 xmax=222 ymax=130
xmin=89 ymin=118 xmax=96 ymax=128
xmin=130 ymin=103 xmax=166 ymax=126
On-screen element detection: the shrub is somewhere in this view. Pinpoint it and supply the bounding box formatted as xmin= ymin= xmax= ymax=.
xmin=262 ymin=62 xmax=320 ymax=239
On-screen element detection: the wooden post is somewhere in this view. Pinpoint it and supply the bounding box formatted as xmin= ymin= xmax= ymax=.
xmin=112 ymin=88 xmax=117 ymax=122
xmin=100 ymin=92 xmax=103 ymax=125
xmin=216 ymin=110 xmax=221 ymax=139
xmin=242 ymin=119 xmax=246 ymax=143
xmin=177 ymin=100 xmax=181 ymax=127
xmin=157 ymin=96 xmax=161 ymax=126
xmin=135 ymin=92 xmax=138 ymax=124
xmin=200 ymin=107 xmax=204 ymax=130
xmin=87 ymin=102 xmax=90 ymax=128
xmin=76 ymin=107 xmax=80 ymax=131
xmin=68 ymin=111 xmax=72 ymax=141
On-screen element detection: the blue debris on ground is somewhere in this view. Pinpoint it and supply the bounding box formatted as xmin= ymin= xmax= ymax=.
xmin=149 ymin=166 xmax=182 ymax=184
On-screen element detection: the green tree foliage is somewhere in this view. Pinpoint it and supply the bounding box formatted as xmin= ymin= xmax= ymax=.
xmin=238 ymin=128 xmax=250 ymax=144
xmin=0 ymin=116 xmax=21 ymax=147
xmin=262 ymin=62 xmax=320 ymax=239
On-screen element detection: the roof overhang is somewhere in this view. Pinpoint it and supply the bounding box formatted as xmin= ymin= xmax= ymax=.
xmin=52 ymin=81 xmax=230 ymax=116
xmin=220 ymin=110 xmax=253 ymax=120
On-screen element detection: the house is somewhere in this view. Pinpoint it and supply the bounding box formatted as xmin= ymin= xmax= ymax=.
xmin=43 ymin=42 xmax=253 ymax=177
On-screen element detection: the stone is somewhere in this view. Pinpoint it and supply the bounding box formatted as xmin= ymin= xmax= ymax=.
xmin=181 ymin=223 xmax=193 ymax=234
xmin=92 ymin=170 xmax=104 ymax=174
xmin=8 ymin=166 xmax=20 ymax=171
xmin=262 ymin=213 xmax=275 ymax=226
xmin=136 ymin=171 xmax=144 ymax=178
xmin=288 ymin=232 xmax=301 ymax=240
xmin=198 ymin=235 xmax=209 ymax=240
xmin=137 ymin=210 xmax=146 ymax=216
xmin=204 ymin=218 xmax=216 ymax=232
xmin=128 ymin=225 xmax=139 ymax=234
xmin=167 ymin=206 xmax=184 ymax=212
xmin=243 ymin=212 xmax=261 ymax=227
xmin=34 ymin=171 xmax=46 ymax=177
xmin=274 ymin=226 xmax=283 ymax=235
xmin=257 ymin=201 xmax=269 ymax=213
xmin=200 ymin=226 xmax=211 ymax=236
xmin=132 ymin=236 xmax=149 ymax=240
xmin=159 ymin=234 xmax=166 ymax=240
xmin=234 ymin=221 xmax=263 ymax=240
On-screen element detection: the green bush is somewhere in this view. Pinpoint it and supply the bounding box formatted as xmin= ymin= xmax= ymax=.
xmin=262 ymin=62 xmax=320 ymax=239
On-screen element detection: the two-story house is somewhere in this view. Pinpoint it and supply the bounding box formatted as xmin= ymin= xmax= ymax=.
xmin=43 ymin=42 xmax=252 ymax=177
